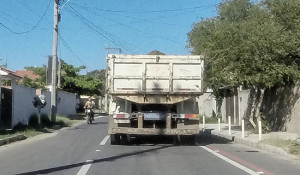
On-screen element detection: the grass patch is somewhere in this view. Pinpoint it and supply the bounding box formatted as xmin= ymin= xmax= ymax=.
xmin=261 ymin=138 xmax=300 ymax=157
xmin=199 ymin=116 xmax=219 ymax=124
xmin=56 ymin=115 xmax=82 ymax=127
xmin=0 ymin=114 xmax=83 ymax=142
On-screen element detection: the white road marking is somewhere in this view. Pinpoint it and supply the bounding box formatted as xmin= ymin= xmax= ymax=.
xmin=96 ymin=149 xmax=101 ymax=152
xmin=99 ymin=135 xmax=110 ymax=146
xmin=76 ymin=160 xmax=93 ymax=175
xmin=199 ymin=146 xmax=259 ymax=175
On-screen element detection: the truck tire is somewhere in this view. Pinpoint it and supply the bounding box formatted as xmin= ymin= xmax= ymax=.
xmin=179 ymin=135 xmax=196 ymax=145
xmin=120 ymin=134 xmax=131 ymax=145
xmin=110 ymin=134 xmax=120 ymax=145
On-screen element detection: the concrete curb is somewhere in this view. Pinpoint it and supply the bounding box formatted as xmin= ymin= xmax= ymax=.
xmin=210 ymin=130 xmax=291 ymax=157
xmin=0 ymin=134 xmax=27 ymax=146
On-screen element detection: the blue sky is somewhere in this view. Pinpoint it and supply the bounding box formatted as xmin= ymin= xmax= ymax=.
xmin=0 ymin=0 xmax=222 ymax=72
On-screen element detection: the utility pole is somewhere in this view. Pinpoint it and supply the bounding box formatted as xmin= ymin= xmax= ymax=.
xmin=51 ymin=0 xmax=59 ymax=122
xmin=57 ymin=59 xmax=61 ymax=88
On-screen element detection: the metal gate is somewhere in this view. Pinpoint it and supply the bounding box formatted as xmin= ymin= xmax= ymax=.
xmin=1 ymin=87 xmax=12 ymax=129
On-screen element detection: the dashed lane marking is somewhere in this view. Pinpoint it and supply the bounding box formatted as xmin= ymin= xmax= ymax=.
xmin=99 ymin=135 xmax=110 ymax=146
xmin=76 ymin=160 xmax=93 ymax=175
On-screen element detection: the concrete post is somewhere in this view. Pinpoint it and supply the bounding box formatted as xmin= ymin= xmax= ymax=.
xmin=228 ymin=116 xmax=231 ymax=135
xmin=202 ymin=115 xmax=205 ymax=129
xmin=233 ymin=88 xmax=237 ymax=125
xmin=242 ymin=118 xmax=245 ymax=139
xmin=258 ymin=119 xmax=262 ymax=140
xmin=218 ymin=117 xmax=221 ymax=132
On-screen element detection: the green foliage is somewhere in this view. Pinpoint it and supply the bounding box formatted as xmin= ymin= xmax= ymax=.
xmin=60 ymin=61 xmax=102 ymax=96
xmin=187 ymin=0 xmax=300 ymax=99
xmin=87 ymin=69 xmax=106 ymax=95
xmin=22 ymin=66 xmax=47 ymax=89
xmin=20 ymin=61 xmax=103 ymax=96
xmin=88 ymin=69 xmax=106 ymax=82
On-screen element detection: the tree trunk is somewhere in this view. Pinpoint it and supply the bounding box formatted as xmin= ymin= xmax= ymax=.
xmin=249 ymin=86 xmax=265 ymax=129
xmin=255 ymin=88 xmax=265 ymax=125
xmin=249 ymin=87 xmax=258 ymax=128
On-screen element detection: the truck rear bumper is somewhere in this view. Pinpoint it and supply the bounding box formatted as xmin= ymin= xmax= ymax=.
xmin=110 ymin=127 xmax=199 ymax=135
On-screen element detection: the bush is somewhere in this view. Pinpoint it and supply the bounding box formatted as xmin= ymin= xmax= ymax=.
xmin=41 ymin=114 xmax=52 ymax=127
xmin=28 ymin=114 xmax=39 ymax=128
xmin=13 ymin=122 xmax=27 ymax=131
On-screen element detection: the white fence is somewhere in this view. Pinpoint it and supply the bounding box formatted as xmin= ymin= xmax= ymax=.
xmin=12 ymin=84 xmax=76 ymax=127
xmin=12 ymin=85 xmax=37 ymax=126
xmin=57 ymin=90 xmax=76 ymax=117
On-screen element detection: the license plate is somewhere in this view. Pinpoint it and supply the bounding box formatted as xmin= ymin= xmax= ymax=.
xmin=114 ymin=119 xmax=130 ymax=123
xmin=144 ymin=113 xmax=166 ymax=120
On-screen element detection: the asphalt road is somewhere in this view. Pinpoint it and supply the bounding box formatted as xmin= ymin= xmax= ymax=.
xmin=0 ymin=115 xmax=300 ymax=175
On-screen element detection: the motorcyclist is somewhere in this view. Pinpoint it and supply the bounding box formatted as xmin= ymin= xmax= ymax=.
xmin=84 ymin=96 xmax=95 ymax=121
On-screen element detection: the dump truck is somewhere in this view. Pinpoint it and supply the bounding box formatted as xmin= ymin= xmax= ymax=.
xmin=106 ymin=54 xmax=204 ymax=144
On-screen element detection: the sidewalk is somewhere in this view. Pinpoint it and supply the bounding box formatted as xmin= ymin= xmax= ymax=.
xmin=203 ymin=123 xmax=300 ymax=157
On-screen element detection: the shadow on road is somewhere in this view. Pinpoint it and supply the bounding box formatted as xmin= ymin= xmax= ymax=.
xmin=90 ymin=121 xmax=108 ymax=125
xmin=15 ymin=145 xmax=172 ymax=175
xmin=197 ymin=129 xmax=233 ymax=146
xmin=14 ymin=129 xmax=235 ymax=175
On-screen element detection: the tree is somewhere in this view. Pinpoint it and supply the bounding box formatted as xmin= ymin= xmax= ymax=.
xmin=20 ymin=61 xmax=103 ymax=96
xmin=60 ymin=61 xmax=102 ymax=96
xmin=87 ymin=69 xmax=106 ymax=95
xmin=87 ymin=69 xmax=106 ymax=82
xmin=20 ymin=66 xmax=47 ymax=89
xmin=187 ymin=0 xmax=300 ymax=129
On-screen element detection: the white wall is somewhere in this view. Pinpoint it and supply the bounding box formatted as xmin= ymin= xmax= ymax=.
xmin=12 ymin=84 xmax=37 ymax=126
xmin=11 ymin=85 xmax=76 ymax=127
xmin=57 ymin=90 xmax=76 ymax=117
xmin=197 ymin=93 xmax=216 ymax=117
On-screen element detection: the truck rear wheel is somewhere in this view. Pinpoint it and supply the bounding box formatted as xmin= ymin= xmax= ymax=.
xmin=110 ymin=134 xmax=120 ymax=145
xmin=178 ymin=135 xmax=196 ymax=145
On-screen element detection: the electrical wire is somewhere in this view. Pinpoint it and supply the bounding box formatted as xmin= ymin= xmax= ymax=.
xmin=84 ymin=9 xmax=185 ymax=46
xmin=59 ymin=33 xmax=87 ymax=66
xmin=70 ymin=2 xmax=217 ymax=14
xmin=0 ymin=11 xmax=51 ymax=31
xmin=65 ymin=5 xmax=145 ymax=53
xmin=0 ymin=0 xmax=51 ymax=34
xmin=72 ymin=4 xmax=191 ymax=27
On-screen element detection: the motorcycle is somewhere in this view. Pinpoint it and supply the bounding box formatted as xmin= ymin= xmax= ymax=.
xmin=86 ymin=108 xmax=93 ymax=124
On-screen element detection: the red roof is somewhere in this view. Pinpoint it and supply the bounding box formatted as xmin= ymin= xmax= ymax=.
xmin=0 ymin=67 xmax=22 ymax=78
xmin=14 ymin=70 xmax=40 ymax=79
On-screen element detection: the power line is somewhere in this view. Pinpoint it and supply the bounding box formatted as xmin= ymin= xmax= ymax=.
xmin=65 ymin=6 xmax=130 ymax=52
xmin=65 ymin=5 xmax=144 ymax=53
xmin=0 ymin=0 xmax=51 ymax=34
xmin=0 ymin=11 xmax=51 ymax=31
xmin=67 ymin=5 xmax=141 ymax=53
xmin=70 ymin=3 xmax=217 ymax=14
xmin=84 ymin=9 xmax=185 ymax=46
xmin=59 ymin=33 xmax=87 ymax=66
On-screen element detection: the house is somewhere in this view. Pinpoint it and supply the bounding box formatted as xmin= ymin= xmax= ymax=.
xmin=0 ymin=67 xmax=22 ymax=88
xmin=14 ymin=70 xmax=40 ymax=80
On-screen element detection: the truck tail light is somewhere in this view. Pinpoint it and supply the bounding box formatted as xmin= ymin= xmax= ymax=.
xmin=185 ymin=114 xmax=197 ymax=119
